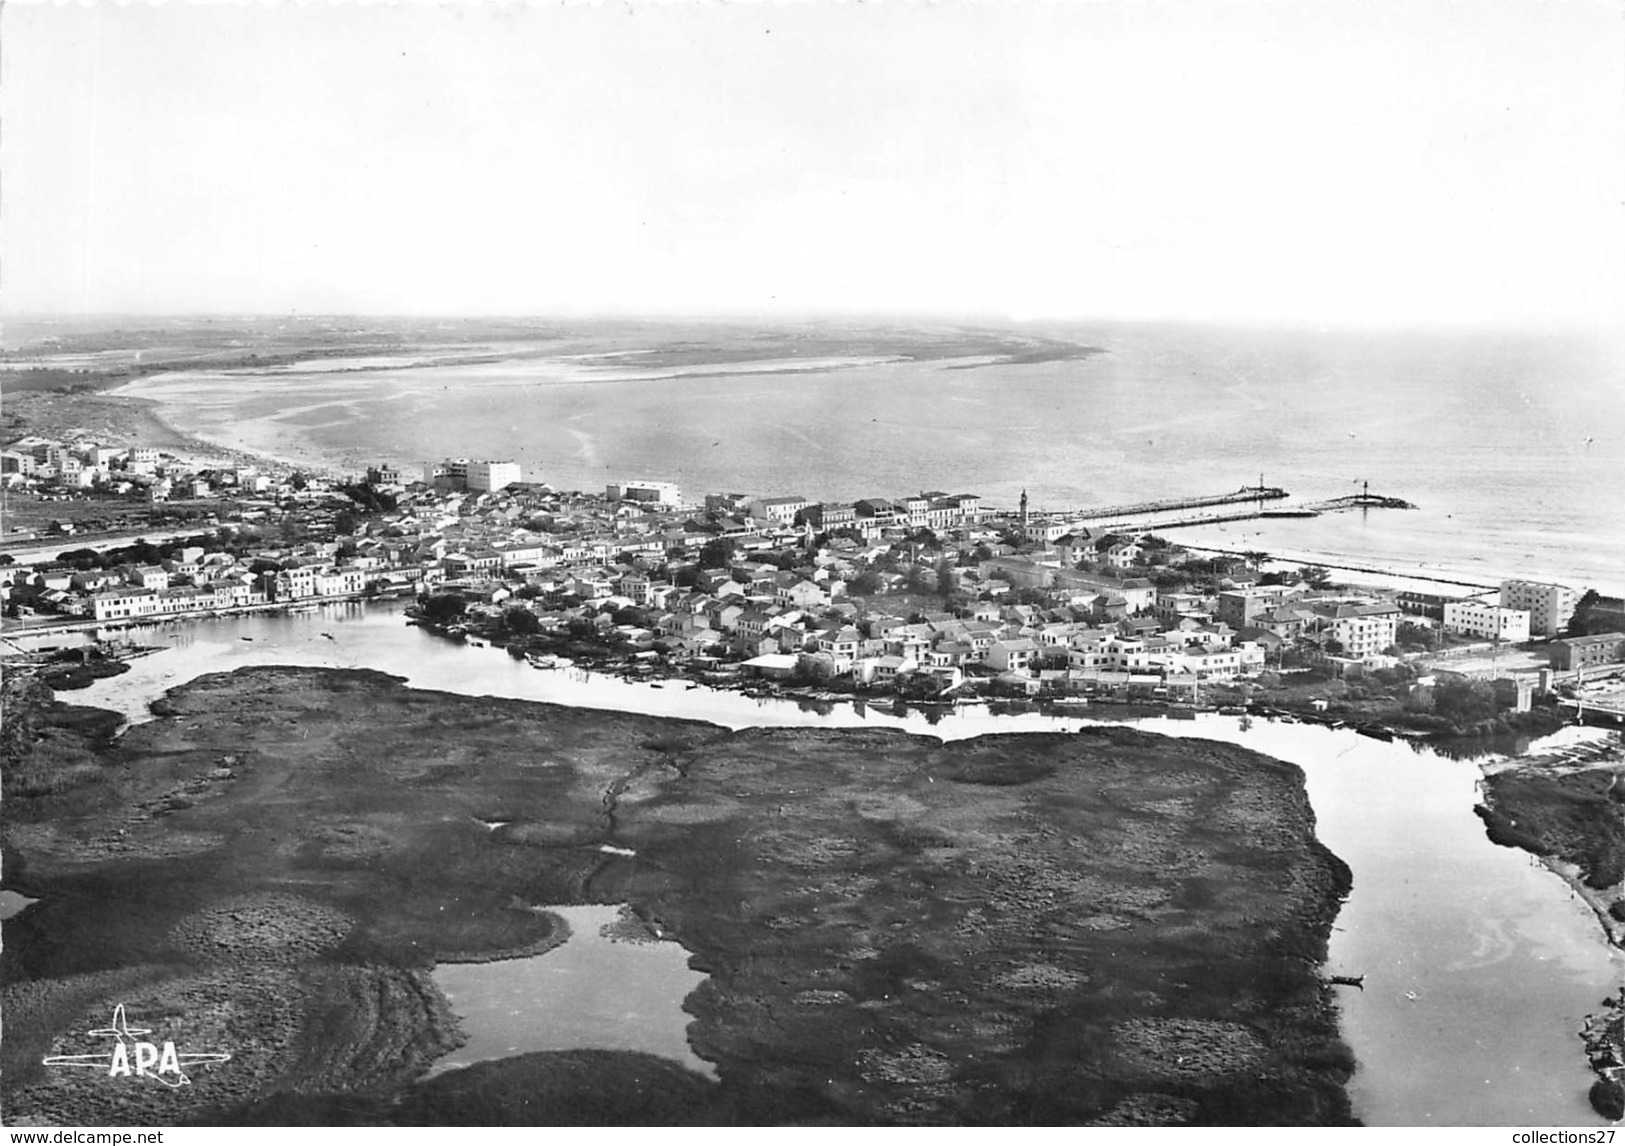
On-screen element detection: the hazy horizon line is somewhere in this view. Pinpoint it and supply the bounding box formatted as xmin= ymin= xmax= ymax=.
xmin=2 ymin=309 xmax=1614 ymax=340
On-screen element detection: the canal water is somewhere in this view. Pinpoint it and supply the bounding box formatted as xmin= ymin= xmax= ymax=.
xmin=73 ymin=602 xmax=1624 ymax=1124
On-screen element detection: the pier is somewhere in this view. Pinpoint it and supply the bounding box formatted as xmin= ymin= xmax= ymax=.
xmin=1150 ymin=490 xmax=1416 ymax=531
xmin=1064 ymin=483 xmax=1288 ymax=522
xmin=1006 ymin=481 xmax=1414 ymax=534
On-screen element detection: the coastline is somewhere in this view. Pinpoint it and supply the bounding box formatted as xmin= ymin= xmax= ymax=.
xmin=107 ymin=378 xmax=353 ymax=482
xmin=1175 ymin=541 xmax=1504 ymax=596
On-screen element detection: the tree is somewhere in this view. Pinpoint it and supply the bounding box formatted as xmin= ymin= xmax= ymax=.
xmin=56 ymin=548 xmax=103 ymax=570
xmin=848 ymin=571 xmax=883 ymax=596
xmin=501 ymin=606 xmax=541 ymax=635
xmin=339 ymin=484 xmax=396 ymax=514
xmin=1567 ymin=589 xmax=1625 ymax=638
xmin=1298 ymin=564 xmax=1334 ymax=590
xmin=1433 ymin=677 xmax=1498 ymax=725
xmin=1397 ymin=621 xmax=1435 ymax=650
xmin=419 ymin=592 xmax=467 ymax=624
xmin=567 ymin=616 xmax=600 ymax=641
xmin=1241 ymin=550 xmax=1271 ymax=569
xmin=935 ymin=557 xmax=958 ymax=599
xmin=697 ymin=537 xmax=736 ymax=570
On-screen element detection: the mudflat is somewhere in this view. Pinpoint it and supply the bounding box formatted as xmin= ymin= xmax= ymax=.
xmin=1 ymin=666 xmax=1354 ymax=1125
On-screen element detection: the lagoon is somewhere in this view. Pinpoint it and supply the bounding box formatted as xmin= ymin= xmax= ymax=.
xmin=75 ymin=602 xmax=1623 ymax=1124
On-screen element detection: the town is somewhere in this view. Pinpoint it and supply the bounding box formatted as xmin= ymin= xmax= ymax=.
xmin=5 ymin=439 xmax=1625 ymax=733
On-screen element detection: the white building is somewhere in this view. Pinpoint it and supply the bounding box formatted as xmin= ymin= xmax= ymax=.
xmin=607 ymin=480 xmax=681 ymax=507
xmin=1314 ymin=602 xmax=1400 ymax=658
xmin=1499 ymin=580 xmax=1579 ymax=637
xmin=750 ymin=495 xmax=812 ymax=523
xmin=425 ymin=458 xmax=522 ymax=492
xmin=92 ymin=587 xmax=166 ymax=621
xmin=1443 ymin=598 xmax=1532 ymax=643
xmin=315 ymin=568 xmax=368 ymax=597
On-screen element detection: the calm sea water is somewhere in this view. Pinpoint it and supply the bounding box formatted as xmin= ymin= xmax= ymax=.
xmin=122 ymin=322 xmax=1625 ymax=592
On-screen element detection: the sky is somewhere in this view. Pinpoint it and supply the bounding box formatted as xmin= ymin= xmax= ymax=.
xmin=4 ymin=0 xmax=1623 ymax=329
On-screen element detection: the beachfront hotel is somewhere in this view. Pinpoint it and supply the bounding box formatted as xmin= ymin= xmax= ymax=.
xmin=1499 ymin=579 xmax=1580 ymax=638
xmin=607 ymin=480 xmax=682 ymax=507
xmin=424 ymin=458 xmax=522 ymax=492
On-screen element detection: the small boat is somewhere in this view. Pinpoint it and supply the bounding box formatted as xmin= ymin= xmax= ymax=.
xmin=1329 ymin=974 xmax=1365 ymax=989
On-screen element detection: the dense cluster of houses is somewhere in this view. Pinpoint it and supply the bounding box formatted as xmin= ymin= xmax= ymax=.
xmin=0 ymin=434 xmax=293 ymax=506
xmin=303 ymin=472 xmax=1422 ymax=700
xmin=2 ymin=543 xmax=372 ymax=623
xmin=9 ymin=445 xmax=1617 ymax=698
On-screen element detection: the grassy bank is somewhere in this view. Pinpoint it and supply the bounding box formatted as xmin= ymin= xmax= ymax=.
xmin=1475 ymin=754 xmax=1625 ymax=951
xmin=2 ymin=666 xmax=1354 ymax=1125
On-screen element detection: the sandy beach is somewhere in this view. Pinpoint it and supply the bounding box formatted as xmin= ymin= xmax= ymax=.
xmin=110 ymin=383 xmax=355 ymax=482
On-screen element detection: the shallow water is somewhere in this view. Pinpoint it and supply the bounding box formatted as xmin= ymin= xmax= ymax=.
xmin=74 ymin=603 xmax=1624 ymax=1124
xmin=0 ymin=890 xmax=40 ymax=921
xmin=427 ymin=904 xmax=712 ymax=1080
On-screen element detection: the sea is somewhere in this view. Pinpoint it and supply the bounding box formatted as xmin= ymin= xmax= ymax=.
xmin=110 ymin=319 xmax=1625 ymax=594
